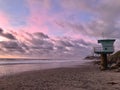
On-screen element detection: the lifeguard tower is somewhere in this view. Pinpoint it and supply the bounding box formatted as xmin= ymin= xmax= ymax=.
xmin=94 ymin=39 xmax=115 ymax=70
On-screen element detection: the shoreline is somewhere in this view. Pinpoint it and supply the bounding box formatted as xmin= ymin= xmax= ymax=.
xmin=0 ymin=62 xmax=119 ymax=90
xmin=0 ymin=59 xmax=92 ymax=77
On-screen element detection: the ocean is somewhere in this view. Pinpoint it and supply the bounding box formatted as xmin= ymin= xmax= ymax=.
xmin=0 ymin=59 xmax=92 ymax=76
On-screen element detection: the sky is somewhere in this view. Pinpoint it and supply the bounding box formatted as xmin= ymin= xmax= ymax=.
xmin=0 ymin=0 xmax=120 ymax=59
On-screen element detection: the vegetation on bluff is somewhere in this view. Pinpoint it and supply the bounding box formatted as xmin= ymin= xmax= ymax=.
xmin=109 ymin=50 xmax=120 ymax=62
xmin=108 ymin=51 xmax=120 ymax=70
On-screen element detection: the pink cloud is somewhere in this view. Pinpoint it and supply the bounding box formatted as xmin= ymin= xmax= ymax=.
xmin=0 ymin=12 xmax=17 ymax=32
xmin=24 ymin=14 xmax=50 ymax=34
xmin=0 ymin=12 xmax=10 ymax=29
xmin=22 ymin=0 xmax=54 ymax=34
xmin=25 ymin=0 xmax=76 ymax=37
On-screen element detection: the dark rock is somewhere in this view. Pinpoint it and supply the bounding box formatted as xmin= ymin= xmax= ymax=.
xmin=84 ymin=56 xmax=100 ymax=60
xmin=115 ymin=68 xmax=120 ymax=72
xmin=110 ymin=64 xmax=119 ymax=69
xmin=93 ymin=61 xmax=101 ymax=65
xmin=107 ymin=81 xmax=118 ymax=85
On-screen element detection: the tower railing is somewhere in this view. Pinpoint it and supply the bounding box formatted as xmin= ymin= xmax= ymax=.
xmin=94 ymin=47 xmax=103 ymax=52
xmin=94 ymin=46 xmax=114 ymax=53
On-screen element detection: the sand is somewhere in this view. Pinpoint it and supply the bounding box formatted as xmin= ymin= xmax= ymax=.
xmin=0 ymin=63 xmax=119 ymax=90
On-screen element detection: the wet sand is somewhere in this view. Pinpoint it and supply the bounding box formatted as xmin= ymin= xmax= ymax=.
xmin=0 ymin=63 xmax=119 ymax=90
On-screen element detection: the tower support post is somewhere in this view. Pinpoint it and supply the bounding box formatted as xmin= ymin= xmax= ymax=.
xmin=100 ymin=54 xmax=108 ymax=70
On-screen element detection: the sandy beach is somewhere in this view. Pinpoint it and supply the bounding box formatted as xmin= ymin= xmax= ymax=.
xmin=0 ymin=62 xmax=119 ymax=90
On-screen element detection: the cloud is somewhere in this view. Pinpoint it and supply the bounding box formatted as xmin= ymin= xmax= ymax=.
xmin=33 ymin=32 xmax=49 ymax=39
xmin=23 ymin=0 xmax=53 ymax=34
xmin=0 ymin=41 xmax=26 ymax=55
xmin=0 ymin=0 xmax=120 ymax=58
xmin=0 ymin=0 xmax=51 ymax=35
xmin=1 ymin=0 xmax=120 ymax=39
xmin=28 ymin=32 xmax=54 ymax=55
xmin=26 ymin=0 xmax=52 ymax=11
xmin=60 ymin=0 xmax=93 ymax=11
xmin=54 ymin=0 xmax=120 ymax=39
xmin=0 ymin=11 xmax=10 ymax=29
xmin=0 ymin=29 xmax=93 ymax=58
xmin=0 ymin=28 xmax=3 ymax=33
xmin=51 ymin=37 xmax=94 ymax=58
xmin=2 ymin=33 xmax=16 ymax=40
xmin=0 ymin=28 xmax=16 ymax=40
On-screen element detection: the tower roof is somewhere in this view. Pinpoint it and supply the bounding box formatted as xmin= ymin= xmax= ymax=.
xmin=98 ymin=39 xmax=115 ymax=43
